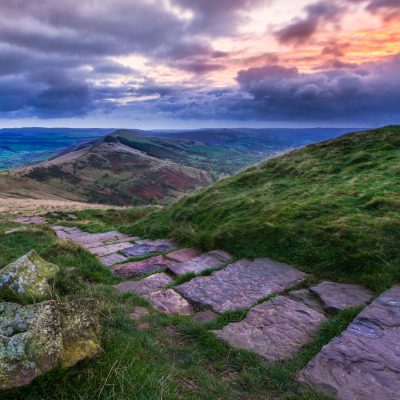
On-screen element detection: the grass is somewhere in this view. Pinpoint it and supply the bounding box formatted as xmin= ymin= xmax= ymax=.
xmin=126 ymin=126 xmax=400 ymax=293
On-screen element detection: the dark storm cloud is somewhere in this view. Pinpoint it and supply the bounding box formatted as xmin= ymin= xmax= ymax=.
xmin=276 ymin=1 xmax=346 ymax=45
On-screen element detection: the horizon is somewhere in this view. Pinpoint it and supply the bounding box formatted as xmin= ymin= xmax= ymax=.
xmin=0 ymin=0 xmax=399 ymax=128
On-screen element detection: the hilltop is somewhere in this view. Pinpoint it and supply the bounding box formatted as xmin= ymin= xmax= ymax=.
xmin=130 ymin=126 xmax=400 ymax=292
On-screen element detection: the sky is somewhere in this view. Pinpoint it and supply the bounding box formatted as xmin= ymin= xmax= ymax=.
xmin=0 ymin=0 xmax=399 ymax=129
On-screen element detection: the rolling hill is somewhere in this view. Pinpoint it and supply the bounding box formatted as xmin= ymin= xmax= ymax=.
xmin=130 ymin=126 xmax=400 ymax=292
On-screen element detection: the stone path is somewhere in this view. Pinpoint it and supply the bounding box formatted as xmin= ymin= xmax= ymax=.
xmin=299 ymin=285 xmax=400 ymax=400
xmin=175 ymin=258 xmax=308 ymax=312
xmin=214 ymin=296 xmax=326 ymax=361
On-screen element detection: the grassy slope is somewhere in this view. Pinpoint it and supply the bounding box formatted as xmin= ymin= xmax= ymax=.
xmin=130 ymin=126 xmax=400 ymax=292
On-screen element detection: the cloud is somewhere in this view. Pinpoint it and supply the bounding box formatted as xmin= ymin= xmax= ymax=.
xmin=276 ymin=1 xmax=346 ymax=45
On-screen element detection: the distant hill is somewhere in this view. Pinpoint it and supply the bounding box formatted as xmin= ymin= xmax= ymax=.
xmin=131 ymin=126 xmax=400 ymax=292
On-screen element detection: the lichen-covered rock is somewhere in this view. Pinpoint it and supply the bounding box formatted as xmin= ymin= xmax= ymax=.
xmin=0 ymin=250 xmax=59 ymax=298
xmin=0 ymin=301 xmax=63 ymax=391
xmin=0 ymin=299 xmax=101 ymax=392
xmin=58 ymin=299 xmax=102 ymax=368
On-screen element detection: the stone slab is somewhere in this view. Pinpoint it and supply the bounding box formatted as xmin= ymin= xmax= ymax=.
xmin=99 ymin=253 xmax=128 ymax=267
xmin=112 ymin=255 xmax=177 ymax=279
xmin=288 ymin=289 xmax=325 ymax=313
xmin=73 ymin=231 xmax=129 ymax=245
xmin=89 ymin=242 xmax=134 ymax=257
xmin=193 ymin=310 xmax=218 ymax=323
xmin=114 ymin=273 xmax=173 ymax=296
xmin=122 ymin=240 xmax=177 ymax=258
xmin=166 ymin=248 xmax=202 ymax=262
xmin=147 ymin=289 xmax=194 ymax=315
xmin=168 ymin=250 xmax=232 ymax=276
xmin=176 ymin=258 xmax=308 ymax=313
xmin=14 ymin=216 xmax=46 ymax=225
xmin=299 ymin=285 xmax=400 ymax=400
xmin=310 ymin=281 xmax=374 ymax=312
xmin=214 ymin=296 xmax=326 ymax=361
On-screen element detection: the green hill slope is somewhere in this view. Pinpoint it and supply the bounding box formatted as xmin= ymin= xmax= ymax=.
xmin=131 ymin=126 xmax=400 ymax=292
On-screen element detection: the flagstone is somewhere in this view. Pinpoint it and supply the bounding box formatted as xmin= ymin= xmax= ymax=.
xmin=299 ymin=285 xmax=400 ymax=400
xmin=99 ymin=253 xmax=128 ymax=267
xmin=175 ymin=258 xmax=307 ymax=313
xmin=114 ymin=273 xmax=173 ymax=296
xmin=214 ymin=296 xmax=326 ymax=361
xmin=165 ymin=248 xmax=202 ymax=262
xmin=89 ymin=242 xmax=133 ymax=257
xmin=112 ymin=255 xmax=176 ymax=279
xmin=122 ymin=240 xmax=177 ymax=258
xmin=168 ymin=250 xmax=232 ymax=276
xmin=147 ymin=289 xmax=194 ymax=315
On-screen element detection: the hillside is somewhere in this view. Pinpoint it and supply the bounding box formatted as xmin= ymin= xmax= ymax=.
xmin=130 ymin=126 xmax=400 ymax=292
xmin=0 ymin=131 xmax=217 ymax=205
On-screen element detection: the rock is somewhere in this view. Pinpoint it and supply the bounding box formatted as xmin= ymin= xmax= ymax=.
xmin=0 ymin=301 xmax=63 ymax=391
xmin=214 ymin=296 xmax=326 ymax=361
xmin=66 ymin=214 xmax=77 ymax=220
xmin=0 ymin=250 xmax=59 ymax=298
xmin=193 ymin=310 xmax=218 ymax=323
xmin=166 ymin=248 xmax=202 ymax=262
xmin=114 ymin=273 xmax=173 ymax=296
xmin=99 ymin=253 xmax=128 ymax=267
xmin=288 ymin=289 xmax=325 ymax=313
xmin=0 ymin=298 xmax=101 ymax=391
xmin=4 ymin=227 xmax=29 ymax=235
xmin=169 ymin=250 xmax=232 ymax=276
xmin=147 ymin=289 xmax=194 ymax=315
xmin=130 ymin=306 xmax=149 ymax=321
xmin=58 ymin=299 xmax=101 ymax=368
xmin=310 ymin=281 xmax=374 ymax=312
xmin=298 ymin=285 xmax=400 ymax=400
xmin=176 ymin=258 xmax=307 ymax=313
xmin=89 ymin=242 xmax=134 ymax=257
xmin=112 ymin=255 xmax=177 ymax=279
xmin=121 ymin=240 xmax=177 ymax=258
xmin=13 ymin=216 xmax=46 ymax=225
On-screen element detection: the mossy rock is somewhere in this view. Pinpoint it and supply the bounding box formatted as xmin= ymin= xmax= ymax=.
xmin=0 ymin=250 xmax=59 ymax=298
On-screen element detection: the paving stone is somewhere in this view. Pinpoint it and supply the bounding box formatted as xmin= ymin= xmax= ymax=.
xmin=114 ymin=273 xmax=173 ymax=296
xmin=99 ymin=253 xmax=128 ymax=267
xmin=214 ymin=296 xmax=326 ymax=361
xmin=166 ymin=248 xmax=202 ymax=262
xmin=298 ymin=285 xmax=400 ymax=400
xmin=169 ymin=250 xmax=232 ymax=276
xmin=89 ymin=242 xmax=134 ymax=257
xmin=122 ymin=240 xmax=177 ymax=258
xmin=288 ymin=289 xmax=325 ymax=313
xmin=14 ymin=216 xmax=46 ymax=225
xmin=103 ymin=236 xmax=139 ymax=245
xmin=130 ymin=306 xmax=149 ymax=321
xmin=193 ymin=310 xmax=218 ymax=323
xmin=310 ymin=281 xmax=374 ymax=312
xmin=73 ymin=231 xmax=129 ymax=245
xmin=176 ymin=258 xmax=308 ymax=313
xmin=147 ymin=289 xmax=194 ymax=315
xmin=112 ymin=255 xmax=177 ymax=279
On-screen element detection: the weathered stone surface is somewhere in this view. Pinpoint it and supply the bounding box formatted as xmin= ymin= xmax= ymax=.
xmin=299 ymin=285 xmax=400 ymax=400
xmin=166 ymin=248 xmax=202 ymax=262
xmin=89 ymin=242 xmax=133 ymax=257
xmin=169 ymin=250 xmax=232 ymax=276
xmin=4 ymin=226 xmax=29 ymax=235
xmin=147 ymin=289 xmax=194 ymax=315
xmin=310 ymin=281 xmax=374 ymax=312
xmin=0 ymin=301 xmax=63 ymax=391
xmin=122 ymin=240 xmax=177 ymax=258
xmin=99 ymin=253 xmax=128 ymax=267
xmin=193 ymin=310 xmax=218 ymax=323
xmin=176 ymin=258 xmax=307 ymax=313
xmin=58 ymin=299 xmax=101 ymax=368
xmin=0 ymin=298 xmax=101 ymax=391
xmin=288 ymin=289 xmax=325 ymax=313
xmin=214 ymin=296 xmax=326 ymax=361
xmin=14 ymin=216 xmax=46 ymax=225
xmin=0 ymin=250 xmax=59 ymax=298
xmin=114 ymin=273 xmax=173 ymax=296
xmin=130 ymin=306 xmax=149 ymax=321
xmin=112 ymin=255 xmax=176 ymax=279
xmin=73 ymin=231 xmax=129 ymax=245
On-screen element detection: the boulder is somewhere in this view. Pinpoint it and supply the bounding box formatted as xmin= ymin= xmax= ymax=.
xmin=0 ymin=250 xmax=59 ymax=298
xmin=0 ymin=299 xmax=101 ymax=392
